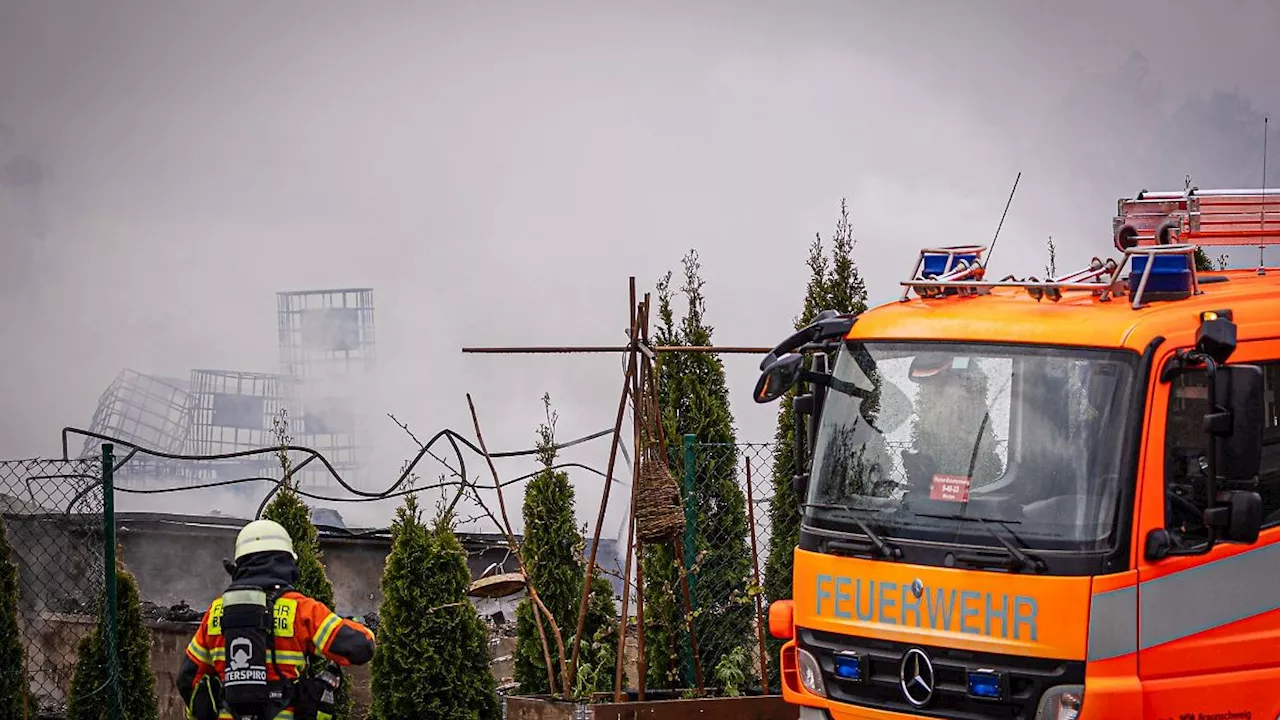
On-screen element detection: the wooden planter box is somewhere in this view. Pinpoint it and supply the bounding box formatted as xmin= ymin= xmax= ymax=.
xmin=504 ymin=694 xmax=798 ymax=720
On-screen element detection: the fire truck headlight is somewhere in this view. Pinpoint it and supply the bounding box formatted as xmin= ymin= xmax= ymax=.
xmin=797 ymin=647 xmax=826 ymax=698
xmin=1036 ymin=685 xmax=1083 ymax=720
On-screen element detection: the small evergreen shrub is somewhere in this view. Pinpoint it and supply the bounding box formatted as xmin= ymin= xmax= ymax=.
xmin=513 ymin=396 xmax=620 ymax=698
xmin=369 ymin=494 xmax=500 ymax=719
xmin=67 ymin=558 xmax=159 ymax=720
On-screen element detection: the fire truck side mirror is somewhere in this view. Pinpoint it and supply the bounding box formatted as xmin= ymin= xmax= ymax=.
xmin=1213 ymin=365 xmax=1265 ymax=484
xmin=1216 ymin=490 xmax=1263 ymax=544
xmin=754 ymin=353 xmax=806 ymax=403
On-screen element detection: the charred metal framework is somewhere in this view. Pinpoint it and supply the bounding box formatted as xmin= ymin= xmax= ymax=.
xmin=81 ymin=370 xmax=192 ymax=458
xmin=78 ymin=289 xmax=377 ymax=489
xmin=277 ymin=288 xmax=376 ymax=488
xmin=186 ymin=369 xmax=292 ymax=481
xmin=277 ymin=288 xmax=376 ymax=380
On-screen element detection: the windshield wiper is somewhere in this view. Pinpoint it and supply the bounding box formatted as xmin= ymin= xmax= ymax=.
xmin=803 ymin=504 xmax=904 ymax=560
xmin=914 ymin=512 xmax=1047 ymax=574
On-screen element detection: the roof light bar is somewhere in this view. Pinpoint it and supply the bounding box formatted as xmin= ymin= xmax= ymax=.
xmin=900 ymin=248 xmax=1122 ymax=304
xmin=899 ymin=240 xmax=1207 ymax=310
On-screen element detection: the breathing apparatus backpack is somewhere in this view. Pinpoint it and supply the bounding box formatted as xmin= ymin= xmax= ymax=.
xmin=219 ymin=583 xmax=287 ymax=720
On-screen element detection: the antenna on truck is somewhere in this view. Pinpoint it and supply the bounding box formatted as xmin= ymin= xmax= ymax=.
xmin=982 ymin=171 xmax=1022 ymax=271
xmin=1260 ymin=116 xmax=1269 ymax=275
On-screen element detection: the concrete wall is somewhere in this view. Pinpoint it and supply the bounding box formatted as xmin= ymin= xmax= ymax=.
xmin=5 ymin=510 xmax=625 ymax=717
xmin=114 ymin=513 xmax=521 ymax=617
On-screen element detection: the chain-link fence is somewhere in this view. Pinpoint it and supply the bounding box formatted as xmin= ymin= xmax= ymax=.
xmin=0 ymin=456 xmax=108 ymax=717
xmin=638 ymin=437 xmax=778 ymax=696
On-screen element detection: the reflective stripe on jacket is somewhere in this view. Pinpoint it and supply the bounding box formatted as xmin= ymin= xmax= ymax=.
xmin=180 ymin=590 xmax=375 ymax=718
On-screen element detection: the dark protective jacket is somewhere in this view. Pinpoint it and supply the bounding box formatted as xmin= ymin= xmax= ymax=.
xmin=176 ymin=551 xmax=375 ymax=719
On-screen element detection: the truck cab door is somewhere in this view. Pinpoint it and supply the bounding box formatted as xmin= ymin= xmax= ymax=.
xmin=1136 ymin=338 xmax=1280 ymax=717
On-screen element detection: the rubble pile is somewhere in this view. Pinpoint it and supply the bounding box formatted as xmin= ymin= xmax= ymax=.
xmin=140 ymin=599 xmax=204 ymax=623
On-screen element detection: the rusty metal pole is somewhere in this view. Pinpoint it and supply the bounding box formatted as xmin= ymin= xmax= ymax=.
xmin=633 ymin=297 xmax=649 ymax=701
xmin=745 ymin=456 xmax=770 ymax=693
xmin=614 ymin=499 xmax=636 ymax=701
xmin=634 ymin=536 xmax=646 ymax=699
xmin=614 ymin=295 xmax=647 ymax=702
xmin=673 ymin=542 xmax=705 ymax=694
xmin=569 ymin=279 xmax=640 ymax=687
xmin=462 ymin=345 xmax=772 ymax=354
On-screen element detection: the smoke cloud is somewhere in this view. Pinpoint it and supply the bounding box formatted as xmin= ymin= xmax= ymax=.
xmin=2 ymin=0 xmax=1277 ymax=534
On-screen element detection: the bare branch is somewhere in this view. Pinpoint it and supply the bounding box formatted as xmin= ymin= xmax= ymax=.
xmin=466 ymin=393 xmax=572 ymax=698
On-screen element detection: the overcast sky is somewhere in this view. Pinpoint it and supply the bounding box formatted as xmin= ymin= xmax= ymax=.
xmin=2 ymin=0 xmax=1278 ymax=532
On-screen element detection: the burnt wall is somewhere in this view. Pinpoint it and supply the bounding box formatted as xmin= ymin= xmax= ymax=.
xmin=4 ymin=510 xmax=622 ymax=715
xmin=112 ymin=513 xmax=520 ymax=617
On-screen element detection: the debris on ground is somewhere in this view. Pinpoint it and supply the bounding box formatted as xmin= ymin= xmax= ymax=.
xmin=140 ymin=599 xmax=204 ymax=623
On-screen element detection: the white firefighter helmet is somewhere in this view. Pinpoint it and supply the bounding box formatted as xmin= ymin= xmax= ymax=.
xmin=234 ymin=519 xmax=297 ymax=561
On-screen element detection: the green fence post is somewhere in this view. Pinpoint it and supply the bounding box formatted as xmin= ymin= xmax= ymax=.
xmin=102 ymin=443 xmax=120 ymax=720
xmin=680 ymin=434 xmax=698 ymax=688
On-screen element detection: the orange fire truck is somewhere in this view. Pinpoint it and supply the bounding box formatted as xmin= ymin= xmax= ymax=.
xmin=754 ymin=187 xmax=1280 ymax=719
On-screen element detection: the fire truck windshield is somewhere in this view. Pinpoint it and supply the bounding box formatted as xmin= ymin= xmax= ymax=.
xmin=803 ymin=340 xmax=1141 ymax=557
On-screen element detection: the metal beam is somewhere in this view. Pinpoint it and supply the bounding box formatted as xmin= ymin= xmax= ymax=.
xmin=460 ymin=345 xmax=771 ymax=354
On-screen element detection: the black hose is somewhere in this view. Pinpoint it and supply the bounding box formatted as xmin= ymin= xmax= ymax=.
xmin=54 ymin=425 xmax=623 ymax=520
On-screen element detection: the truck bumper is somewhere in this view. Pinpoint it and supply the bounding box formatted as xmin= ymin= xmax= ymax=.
xmin=778 ymin=639 xmax=1141 ymax=720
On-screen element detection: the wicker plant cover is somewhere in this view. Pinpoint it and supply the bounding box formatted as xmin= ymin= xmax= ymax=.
xmin=635 ymin=457 xmax=685 ymax=542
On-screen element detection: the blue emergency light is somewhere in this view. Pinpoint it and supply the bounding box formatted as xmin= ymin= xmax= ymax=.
xmin=966 ymin=669 xmax=1006 ymax=700
xmin=1128 ymin=250 xmax=1196 ymax=301
xmin=920 ymin=249 xmax=981 ymax=278
xmin=832 ymin=651 xmax=865 ymax=682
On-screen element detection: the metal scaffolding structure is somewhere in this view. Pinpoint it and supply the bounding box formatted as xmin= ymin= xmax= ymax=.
xmin=277 ymin=288 xmax=376 ymax=488
xmin=81 ymin=369 xmax=192 ymax=459
xmin=277 ymin=287 xmax=376 ymax=381
xmin=186 ymin=369 xmax=292 ymax=480
xmin=79 ymin=370 xmax=198 ymax=486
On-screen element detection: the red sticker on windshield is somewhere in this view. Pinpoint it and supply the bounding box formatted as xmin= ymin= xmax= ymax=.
xmin=930 ymin=475 xmax=971 ymax=502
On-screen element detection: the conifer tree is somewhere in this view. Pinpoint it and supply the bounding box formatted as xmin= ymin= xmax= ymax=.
xmin=0 ymin=515 xmax=25 ymax=719
xmin=650 ymin=250 xmax=754 ymax=686
xmin=1194 ymin=247 xmax=1213 ymax=271
xmin=67 ymin=558 xmax=159 ymax=720
xmin=264 ymin=409 xmax=351 ymax=718
xmin=762 ymin=200 xmax=870 ymax=690
xmin=369 ymin=494 xmax=500 ymax=719
xmin=640 ymin=275 xmax=688 ymax=690
xmin=514 ymin=395 xmax=619 ymax=696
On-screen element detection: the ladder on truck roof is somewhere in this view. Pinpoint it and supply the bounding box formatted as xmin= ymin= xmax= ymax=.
xmin=1113 ymin=187 xmax=1280 ymax=250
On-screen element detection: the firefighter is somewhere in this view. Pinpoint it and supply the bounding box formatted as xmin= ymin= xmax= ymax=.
xmin=177 ymin=519 xmax=376 ymax=720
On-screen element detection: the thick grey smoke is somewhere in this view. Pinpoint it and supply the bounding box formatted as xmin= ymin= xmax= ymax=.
xmin=2 ymin=0 xmax=1277 ymax=533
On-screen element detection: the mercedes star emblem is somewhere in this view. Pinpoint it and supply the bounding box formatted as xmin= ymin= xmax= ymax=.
xmin=899 ymin=647 xmax=935 ymax=707
xmin=910 ymin=578 xmax=924 ymax=599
